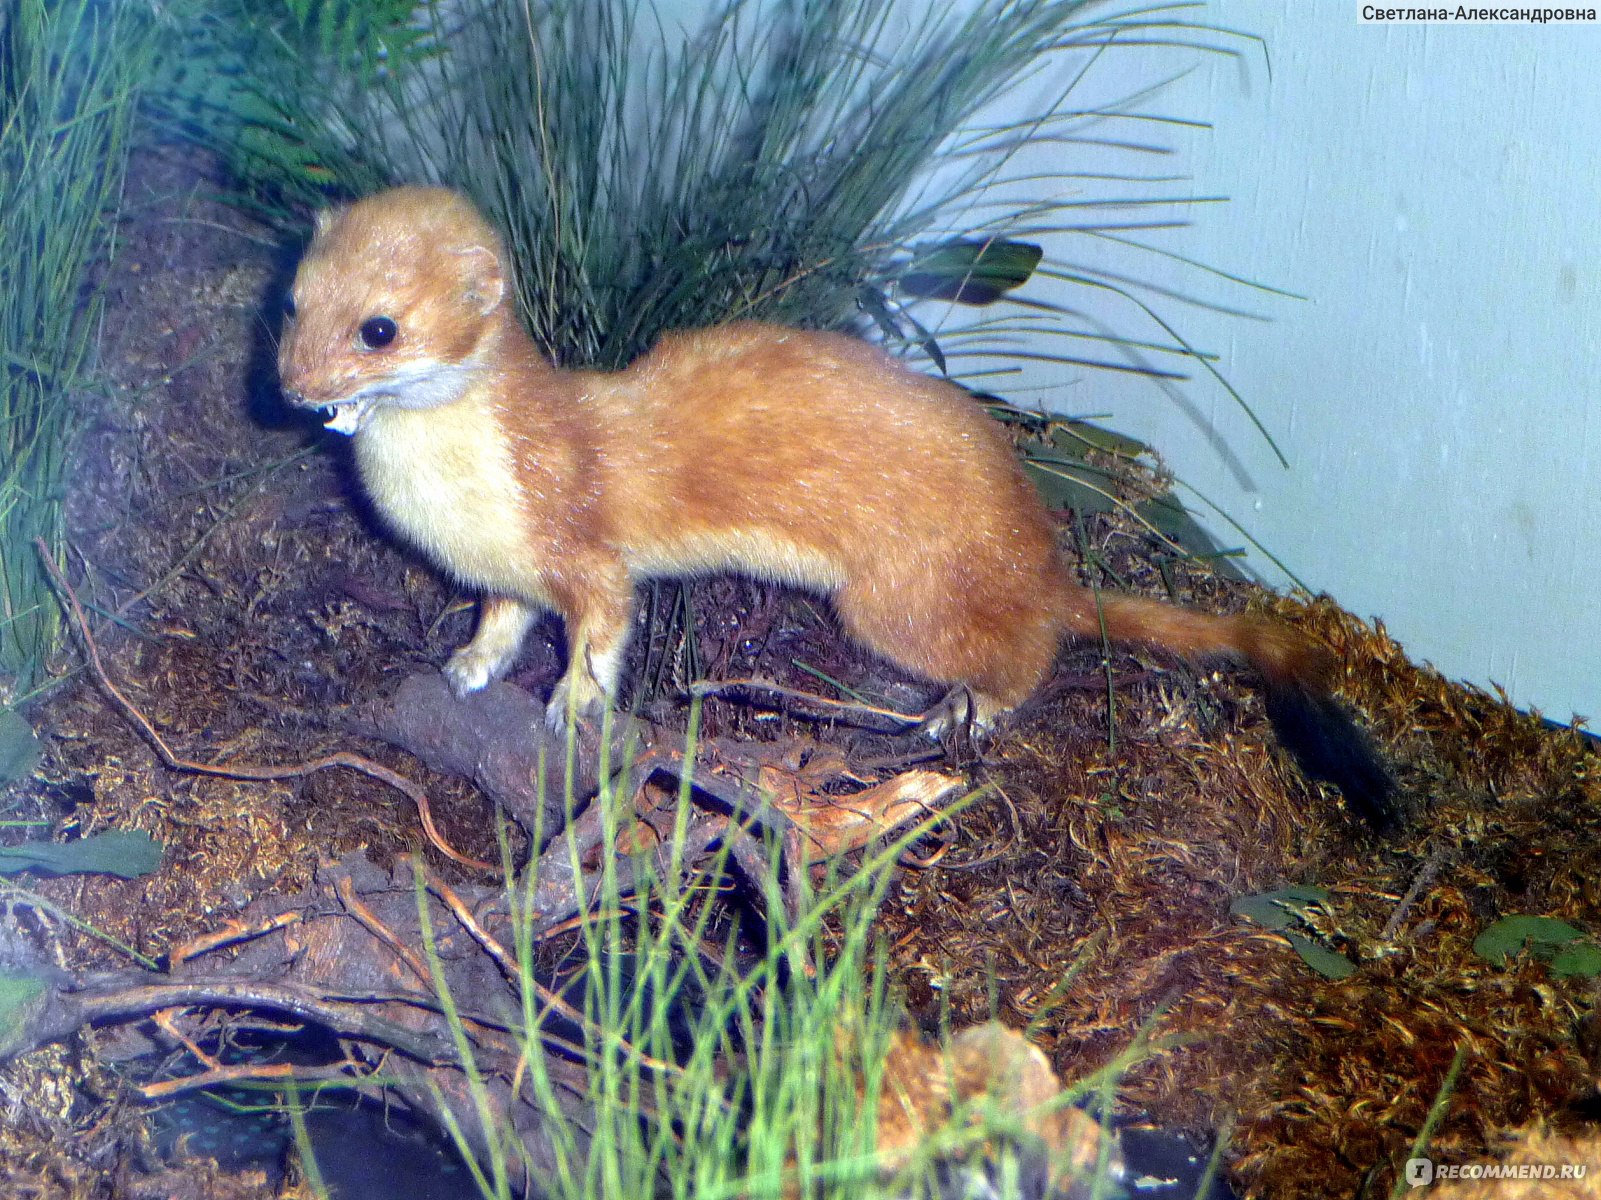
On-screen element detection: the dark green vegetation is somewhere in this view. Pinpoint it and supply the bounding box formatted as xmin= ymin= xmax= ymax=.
xmin=0 ymin=0 xmax=152 ymax=697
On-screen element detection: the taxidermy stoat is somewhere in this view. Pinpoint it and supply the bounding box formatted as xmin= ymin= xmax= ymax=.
xmin=277 ymin=187 xmax=1395 ymax=827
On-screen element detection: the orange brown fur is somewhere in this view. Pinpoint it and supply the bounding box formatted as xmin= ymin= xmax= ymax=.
xmin=277 ymin=187 xmax=1385 ymax=818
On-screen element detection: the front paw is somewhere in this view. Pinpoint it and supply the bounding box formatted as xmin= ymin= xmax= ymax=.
xmin=443 ymin=645 xmax=505 ymax=699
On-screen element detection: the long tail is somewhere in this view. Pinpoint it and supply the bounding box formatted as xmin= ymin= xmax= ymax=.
xmin=1060 ymin=588 xmax=1397 ymax=830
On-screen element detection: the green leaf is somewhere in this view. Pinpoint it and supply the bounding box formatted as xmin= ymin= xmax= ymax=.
xmin=1230 ymin=886 xmax=1333 ymax=932
xmin=1021 ymin=422 xmax=1151 ymax=517
xmin=1550 ymin=942 xmax=1601 ymax=979
xmin=1140 ymin=495 xmax=1249 ymax=582
xmin=0 ymin=830 xmax=163 ymax=879
xmin=1284 ymin=932 xmax=1356 ymax=980
xmin=899 ymin=239 xmax=1044 ymax=305
xmin=0 ymin=973 xmax=50 ymax=1059
xmin=0 ymin=709 xmax=42 ymax=783
xmin=1472 ymin=915 xmax=1587 ymax=966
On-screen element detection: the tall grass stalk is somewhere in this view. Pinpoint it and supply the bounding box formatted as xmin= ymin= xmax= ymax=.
xmin=0 ymin=0 xmax=151 ymax=700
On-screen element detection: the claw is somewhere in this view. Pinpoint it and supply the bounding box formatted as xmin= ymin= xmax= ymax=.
xmin=913 ymin=686 xmax=976 ymax=740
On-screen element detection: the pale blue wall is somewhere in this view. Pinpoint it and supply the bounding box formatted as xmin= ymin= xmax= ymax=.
xmin=1000 ymin=1 xmax=1601 ymax=725
xmin=650 ymin=1 xmax=1601 ymax=724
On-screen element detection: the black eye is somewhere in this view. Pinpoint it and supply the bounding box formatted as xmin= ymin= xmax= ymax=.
xmin=359 ymin=316 xmax=398 ymax=349
xmin=282 ymin=293 xmax=296 ymax=320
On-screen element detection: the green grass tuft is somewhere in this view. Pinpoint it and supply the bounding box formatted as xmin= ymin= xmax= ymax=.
xmin=376 ymin=712 xmax=1135 ymax=1200
xmin=0 ymin=0 xmax=152 ymax=701
xmin=182 ymin=0 xmax=1265 ymax=386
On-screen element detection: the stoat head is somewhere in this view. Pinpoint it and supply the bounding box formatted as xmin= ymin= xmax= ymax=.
xmin=278 ymin=186 xmax=510 ymax=436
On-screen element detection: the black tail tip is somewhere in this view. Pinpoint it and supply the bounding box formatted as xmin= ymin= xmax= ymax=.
xmin=1265 ymin=684 xmax=1398 ymax=832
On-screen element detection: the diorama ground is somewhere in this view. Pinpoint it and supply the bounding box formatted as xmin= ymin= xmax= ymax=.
xmin=2 ymin=145 xmax=1598 ymax=1200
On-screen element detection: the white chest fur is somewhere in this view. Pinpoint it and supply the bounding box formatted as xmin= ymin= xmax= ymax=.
xmin=352 ymin=401 xmax=540 ymax=600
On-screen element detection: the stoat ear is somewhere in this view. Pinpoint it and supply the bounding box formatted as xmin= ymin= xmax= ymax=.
xmin=455 ymin=244 xmax=505 ymax=316
xmin=312 ymin=204 xmax=348 ymax=239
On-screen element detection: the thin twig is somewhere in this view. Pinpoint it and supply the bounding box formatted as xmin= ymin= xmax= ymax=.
xmin=689 ymin=676 xmax=923 ymax=730
xmin=152 ymin=1006 xmax=223 ymax=1070
xmin=422 ymin=865 xmax=681 ymax=1079
xmin=42 ymin=978 xmax=458 ymax=1064
xmin=335 ymin=876 xmax=435 ymax=989
xmin=139 ymin=1058 xmax=359 ymax=1101
xmin=168 ymin=911 xmax=303 ymax=966
xmin=1381 ymin=841 xmax=1453 ymax=944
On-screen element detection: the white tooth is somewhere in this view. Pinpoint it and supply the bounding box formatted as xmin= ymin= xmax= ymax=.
xmin=324 ymin=401 xmax=367 ymax=436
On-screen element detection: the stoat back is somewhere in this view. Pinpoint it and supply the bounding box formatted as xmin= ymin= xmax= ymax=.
xmin=593 ymin=322 xmax=1066 ymax=588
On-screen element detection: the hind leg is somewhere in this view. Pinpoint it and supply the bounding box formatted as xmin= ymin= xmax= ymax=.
xmin=831 ymin=573 xmax=1058 ymax=732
